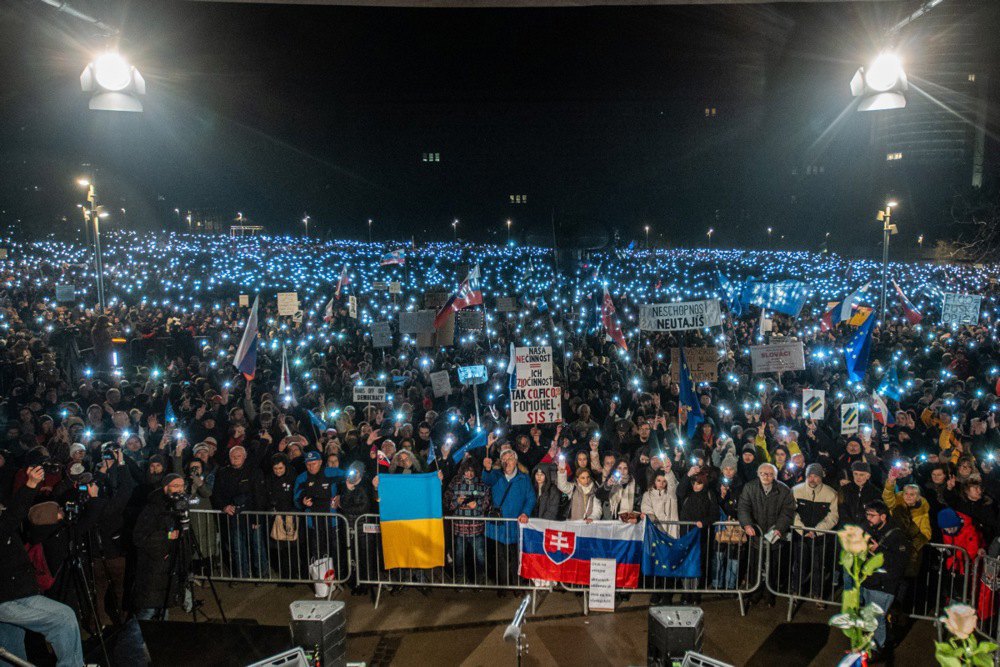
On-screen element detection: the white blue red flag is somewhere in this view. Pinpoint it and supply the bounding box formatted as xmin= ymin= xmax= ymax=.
xmin=601 ymin=287 xmax=628 ymax=352
xmin=380 ymin=249 xmax=406 ymax=266
xmin=279 ymin=345 xmax=291 ymax=398
xmin=891 ymin=279 xmax=923 ymax=325
xmin=434 ymin=265 xmax=483 ymax=329
xmin=519 ymin=518 xmax=644 ymax=588
xmin=233 ymin=295 xmax=260 ymax=380
xmin=821 ymin=282 xmax=870 ymax=331
xmin=334 ymin=265 xmax=351 ymax=299
xmin=871 ymin=390 xmax=895 ymax=426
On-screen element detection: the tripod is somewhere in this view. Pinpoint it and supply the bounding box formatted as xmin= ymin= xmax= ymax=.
xmin=55 ymin=517 xmax=112 ymax=667
xmin=158 ymin=513 xmax=227 ymax=623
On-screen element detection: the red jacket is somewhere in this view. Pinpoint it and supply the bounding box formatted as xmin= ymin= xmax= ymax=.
xmin=941 ymin=511 xmax=983 ymax=575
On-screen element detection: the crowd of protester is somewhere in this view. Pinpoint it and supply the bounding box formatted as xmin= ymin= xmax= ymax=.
xmin=1 ymin=230 xmax=1000 ymax=664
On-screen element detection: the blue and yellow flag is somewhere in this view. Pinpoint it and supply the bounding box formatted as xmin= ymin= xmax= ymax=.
xmin=378 ymin=473 xmax=445 ymax=569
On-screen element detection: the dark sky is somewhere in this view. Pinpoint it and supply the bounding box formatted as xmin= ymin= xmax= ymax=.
xmin=1 ymin=0 xmax=997 ymax=249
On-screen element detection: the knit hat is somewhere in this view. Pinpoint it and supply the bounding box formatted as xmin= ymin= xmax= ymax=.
xmin=937 ymin=508 xmax=962 ymax=530
xmin=805 ymin=463 xmax=825 ymax=479
xmin=149 ymin=454 xmax=165 ymax=466
xmin=161 ymin=473 xmax=182 ymax=489
xmin=851 ymin=461 xmax=871 ymax=474
xmin=721 ymin=454 xmax=738 ymax=470
xmin=742 ymin=443 xmax=757 ymax=454
xmin=69 ymin=443 xmax=86 ymax=456
xmin=28 ymin=501 xmax=62 ymax=526
xmin=192 ymin=443 xmax=210 ymax=455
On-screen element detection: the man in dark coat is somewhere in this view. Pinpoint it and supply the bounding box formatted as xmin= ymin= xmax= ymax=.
xmin=862 ymin=500 xmax=909 ymax=659
xmin=839 ymin=462 xmax=881 ymax=528
xmin=131 ymin=473 xmax=190 ymax=619
xmin=737 ymin=463 xmax=796 ymax=607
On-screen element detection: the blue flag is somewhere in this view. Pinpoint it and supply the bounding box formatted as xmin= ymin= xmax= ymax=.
xmin=426 ymin=438 xmax=437 ymax=467
xmin=740 ymin=280 xmax=809 ymax=318
xmin=678 ymin=346 xmax=704 ymax=438
xmin=165 ymin=399 xmax=176 ymax=425
xmin=845 ymin=311 xmax=876 ymax=383
xmin=716 ymin=271 xmax=743 ymax=317
xmin=642 ymin=521 xmax=702 ymax=578
xmin=306 ymin=409 xmax=328 ymax=432
xmin=877 ymin=364 xmax=904 ymax=402
xmin=450 ymin=429 xmax=489 ymax=463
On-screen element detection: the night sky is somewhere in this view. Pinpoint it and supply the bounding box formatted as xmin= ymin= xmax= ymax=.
xmin=1 ymin=0 xmax=997 ymax=249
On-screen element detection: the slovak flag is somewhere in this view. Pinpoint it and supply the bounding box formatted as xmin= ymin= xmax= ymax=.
xmin=506 ymin=342 xmax=517 ymax=391
xmin=519 ymin=519 xmax=645 ymax=588
xmin=871 ymin=391 xmax=895 ymax=426
xmin=323 ymin=296 xmax=335 ymax=323
xmin=821 ymin=282 xmax=870 ymax=331
xmin=380 ymin=249 xmax=406 ymax=266
xmin=892 ymin=279 xmax=923 ymax=324
xmin=433 ymin=265 xmax=483 ymax=329
xmin=601 ymin=287 xmax=628 ymax=352
xmin=279 ymin=345 xmax=291 ymax=398
xmin=233 ymin=295 xmax=259 ymax=381
xmin=334 ymin=265 xmax=351 ymax=299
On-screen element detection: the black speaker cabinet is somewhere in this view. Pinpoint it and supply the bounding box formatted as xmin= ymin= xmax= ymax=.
xmin=647 ymin=606 xmax=704 ymax=666
xmin=289 ymin=600 xmax=347 ymax=667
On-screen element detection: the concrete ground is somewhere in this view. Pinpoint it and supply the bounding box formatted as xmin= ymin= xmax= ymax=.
xmin=184 ymin=582 xmax=938 ymax=666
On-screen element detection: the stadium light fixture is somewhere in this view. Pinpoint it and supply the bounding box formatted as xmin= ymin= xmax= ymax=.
xmin=851 ymin=52 xmax=908 ymax=112
xmin=81 ymin=51 xmax=146 ymax=112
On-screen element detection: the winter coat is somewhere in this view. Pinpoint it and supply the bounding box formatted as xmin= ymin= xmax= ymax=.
xmin=882 ymin=478 xmax=932 ymax=577
xmin=737 ymin=479 xmax=796 ymax=535
xmin=641 ymin=474 xmax=681 ymax=536
xmin=604 ymin=478 xmax=642 ymax=518
xmin=481 ymin=468 xmax=535 ymax=544
xmin=556 ymin=467 xmax=603 ymax=521
xmin=530 ymin=465 xmax=562 ymax=520
xmin=941 ymin=511 xmax=984 ymax=576
xmin=677 ymin=477 xmax=720 ymax=528
xmin=792 ymin=482 xmax=839 ymax=531
xmin=338 ymin=483 xmax=372 ymax=526
xmin=863 ymin=518 xmax=908 ymax=595
xmin=839 ymin=481 xmax=881 ymax=529
xmin=0 ymin=486 xmax=39 ymax=603
xmin=263 ymin=472 xmax=297 ymax=512
xmin=131 ymin=489 xmax=188 ymax=610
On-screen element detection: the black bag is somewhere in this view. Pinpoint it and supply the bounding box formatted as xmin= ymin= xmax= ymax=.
xmin=488 ymin=479 xmax=513 ymax=518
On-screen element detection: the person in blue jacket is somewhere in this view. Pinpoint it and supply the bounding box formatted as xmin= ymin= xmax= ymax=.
xmin=481 ymin=448 xmax=535 ymax=589
xmin=294 ymin=450 xmax=347 ymax=562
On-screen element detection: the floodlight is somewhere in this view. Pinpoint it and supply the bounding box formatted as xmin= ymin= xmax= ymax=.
xmin=851 ymin=52 xmax=907 ymax=112
xmin=81 ymin=51 xmax=145 ymax=112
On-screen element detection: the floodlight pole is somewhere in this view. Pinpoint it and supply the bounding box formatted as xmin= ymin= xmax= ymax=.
xmin=878 ymin=204 xmax=895 ymax=316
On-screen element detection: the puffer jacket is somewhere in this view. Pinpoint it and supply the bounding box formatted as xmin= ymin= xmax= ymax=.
xmin=882 ymin=477 xmax=932 ymax=576
xmin=792 ymin=482 xmax=839 ymax=531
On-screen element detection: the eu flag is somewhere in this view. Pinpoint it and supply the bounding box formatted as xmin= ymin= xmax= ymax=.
xmin=642 ymin=521 xmax=702 ymax=578
xmin=844 ymin=310 xmax=876 ymax=383
xmin=678 ymin=346 xmax=704 ymax=438
xmin=877 ymin=364 xmax=904 ymax=402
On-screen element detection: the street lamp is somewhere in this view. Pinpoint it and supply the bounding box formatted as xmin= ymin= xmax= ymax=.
xmin=767 ymin=227 xmax=773 ymax=248
xmin=917 ymin=234 xmax=924 ymax=250
xmin=186 ymin=212 xmax=192 ymax=231
xmin=851 ymin=51 xmax=908 ymax=112
xmin=644 ymin=225 xmax=650 ymax=249
xmin=506 ymin=218 xmax=512 ymax=243
xmin=452 ymin=219 xmax=458 ymax=241
xmin=77 ymin=175 xmax=105 ymax=310
xmin=80 ymin=51 xmax=146 ymax=112
xmin=368 ymin=219 xmax=373 ymax=243
xmin=707 ymin=228 xmax=714 ymax=249
xmin=877 ymin=200 xmax=899 ymax=315
xmin=302 ymin=213 xmax=310 ymax=238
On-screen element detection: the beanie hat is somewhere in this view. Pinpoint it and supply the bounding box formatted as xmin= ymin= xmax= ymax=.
xmin=148 ymin=454 xmax=165 ymax=466
xmin=805 ymin=463 xmax=825 ymax=478
xmin=851 ymin=461 xmax=872 ymax=474
xmin=742 ymin=443 xmax=757 ymax=454
xmin=937 ymin=508 xmax=962 ymax=530
xmin=161 ymin=473 xmax=182 ymax=489
xmin=721 ymin=454 xmax=739 ymax=470
xmin=69 ymin=443 xmax=86 ymax=455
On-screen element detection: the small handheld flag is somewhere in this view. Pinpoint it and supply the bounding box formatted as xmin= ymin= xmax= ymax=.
xmin=233 ymin=295 xmax=260 ymax=381
xmin=601 ymin=287 xmax=628 ymax=352
xmin=434 ymin=265 xmax=483 ymax=329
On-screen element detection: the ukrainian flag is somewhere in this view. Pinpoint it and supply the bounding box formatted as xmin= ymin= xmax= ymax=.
xmin=378 ymin=473 xmax=445 ymax=569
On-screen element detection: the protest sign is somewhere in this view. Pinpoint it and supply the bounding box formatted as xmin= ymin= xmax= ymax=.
xmin=669 ymin=347 xmax=719 ymax=383
xmin=371 ymin=321 xmax=392 ymax=348
xmin=458 ymin=365 xmax=488 ymax=385
xmin=353 ymin=385 xmax=386 ymax=404
xmin=430 ymin=370 xmax=452 ymax=398
xmin=802 ymin=389 xmax=826 ymax=420
xmin=510 ymin=346 xmax=561 ymax=425
xmin=750 ymin=341 xmax=805 ymax=374
xmin=640 ymin=300 xmax=722 ymax=332
xmin=941 ymin=293 xmax=982 ymax=324
xmin=277 ymin=292 xmax=299 ymax=316
xmin=841 ymin=403 xmax=859 ymax=435
xmin=55 ymin=284 xmax=75 ymax=303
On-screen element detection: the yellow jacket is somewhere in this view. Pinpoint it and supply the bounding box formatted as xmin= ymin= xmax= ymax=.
xmin=882 ymin=477 xmax=931 ymax=543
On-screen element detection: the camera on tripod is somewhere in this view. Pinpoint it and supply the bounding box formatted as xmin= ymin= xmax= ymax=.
xmin=168 ymin=492 xmax=191 ymax=531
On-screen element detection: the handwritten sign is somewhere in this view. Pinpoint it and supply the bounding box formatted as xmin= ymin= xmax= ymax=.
xmin=669 ymin=347 xmax=719 ymax=383
xmin=588 ymin=558 xmax=616 ymax=613
xmin=277 ymin=292 xmax=299 ymax=316
xmin=430 ymin=370 xmax=452 ymax=398
xmin=750 ymin=341 xmax=805 ymax=374
xmin=458 ymin=365 xmax=488 ymax=385
xmin=371 ymin=321 xmax=392 ymax=348
xmin=511 ymin=346 xmax=561 ymax=425
xmin=941 ymin=293 xmax=982 ymax=325
xmin=55 ymin=284 xmax=75 ymax=303
xmin=352 ymin=385 xmax=386 ymax=404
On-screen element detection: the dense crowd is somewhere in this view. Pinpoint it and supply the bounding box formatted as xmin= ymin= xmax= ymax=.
xmin=2 ymin=231 xmax=1000 ymax=665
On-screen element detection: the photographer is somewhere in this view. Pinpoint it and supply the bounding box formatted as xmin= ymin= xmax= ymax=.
xmin=0 ymin=465 xmax=84 ymax=667
xmin=131 ymin=473 xmax=190 ymax=620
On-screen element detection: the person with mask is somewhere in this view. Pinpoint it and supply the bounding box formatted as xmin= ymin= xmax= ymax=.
xmin=0 ymin=465 xmax=84 ymax=667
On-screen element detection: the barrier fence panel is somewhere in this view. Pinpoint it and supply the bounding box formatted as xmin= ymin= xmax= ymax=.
xmin=973 ymin=554 xmax=1000 ymax=661
xmin=767 ymin=531 xmax=974 ymax=624
xmin=557 ymin=520 xmax=762 ymax=616
xmin=190 ymin=509 xmax=351 ymax=585
xmin=353 ymin=514 xmax=538 ymax=608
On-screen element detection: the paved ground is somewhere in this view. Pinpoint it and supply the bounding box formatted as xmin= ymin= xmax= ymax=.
xmin=184 ymin=582 xmax=938 ymax=666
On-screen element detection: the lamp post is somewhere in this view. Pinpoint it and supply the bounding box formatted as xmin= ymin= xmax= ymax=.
xmin=767 ymin=227 xmax=773 ymax=248
xmin=302 ymin=213 xmax=310 ymax=238
xmin=877 ymin=201 xmax=898 ymax=315
xmin=368 ymin=219 xmax=373 ymax=243
xmin=186 ymin=211 xmax=192 ymax=231
xmin=452 ymin=219 xmax=458 ymax=241
xmin=644 ymin=225 xmax=650 ymax=249
xmin=174 ymin=208 xmax=181 ymax=227
xmin=77 ymin=177 xmax=105 ymax=310
xmin=506 ymin=218 xmax=512 ymax=243
xmin=707 ymin=227 xmax=714 ymax=249
xmin=917 ymin=234 xmax=924 ymax=250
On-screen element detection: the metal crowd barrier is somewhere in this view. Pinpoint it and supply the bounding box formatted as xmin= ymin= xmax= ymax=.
xmin=558 ymin=520 xmax=763 ymax=617
xmin=353 ymin=513 xmax=540 ymax=609
xmin=973 ymin=554 xmax=1000 ymax=660
xmin=766 ymin=527 xmax=974 ymax=624
xmin=189 ymin=509 xmax=352 ymax=585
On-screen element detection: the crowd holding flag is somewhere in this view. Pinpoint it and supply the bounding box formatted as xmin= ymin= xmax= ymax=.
xmin=380 ymin=249 xmax=406 ymax=266
xmin=677 ymin=345 xmax=705 ymax=438
xmin=844 ymin=309 xmax=876 ymax=383
xmin=434 ymin=264 xmax=483 ymax=329
xmin=820 ymin=282 xmax=870 ymax=331
xmin=233 ymin=294 xmax=260 ymax=380
xmin=892 ymin=278 xmax=923 ymax=324
xmin=642 ymin=522 xmax=702 ymax=578
xmin=279 ymin=345 xmax=292 ymax=400
xmin=334 ymin=264 xmax=351 ymax=299
xmin=601 ymin=287 xmax=628 ymax=352
xmin=519 ymin=518 xmax=645 ymax=588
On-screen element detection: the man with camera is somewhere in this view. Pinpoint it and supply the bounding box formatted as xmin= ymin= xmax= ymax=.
xmin=0 ymin=465 xmax=85 ymax=667
xmin=131 ymin=473 xmax=191 ymax=620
